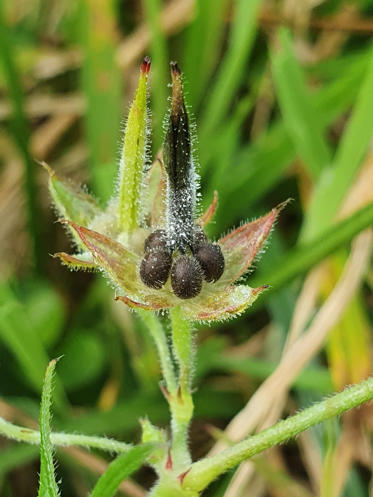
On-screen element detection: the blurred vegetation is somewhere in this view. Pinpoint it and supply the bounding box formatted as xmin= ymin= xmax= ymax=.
xmin=0 ymin=0 xmax=373 ymax=496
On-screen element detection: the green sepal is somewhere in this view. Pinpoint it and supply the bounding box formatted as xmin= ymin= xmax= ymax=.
xmin=117 ymin=58 xmax=150 ymax=233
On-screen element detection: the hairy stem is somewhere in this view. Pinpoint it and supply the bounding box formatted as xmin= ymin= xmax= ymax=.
xmin=138 ymin=309 xmax=177 ymax=394
xmin=0 ymin=416 xmax=131 ymax=453
xmin=170 ymin=307 xmax=193 ymax=393
xmin=169 ymin=307 xmax=194 ymax=471
xmin=183 ymin=377 xmax=373 ymax=492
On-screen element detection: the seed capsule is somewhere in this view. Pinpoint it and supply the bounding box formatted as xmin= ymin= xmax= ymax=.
xmin=193 ymin=227 xmax=208 ymax=250
xmin=171 ymin=255 xmax=202 ymax=299
xmin=194 ymin=243 xmax=225 ymax=283
xmin=163 ymin=62 xmax=195 ymax=252
xmin=140 ymin=250 xmax=172 ymax=289
xmin=144 ymin=230 xmax=169 ymax=253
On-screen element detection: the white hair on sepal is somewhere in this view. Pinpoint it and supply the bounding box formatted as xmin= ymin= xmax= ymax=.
xmin=112 ymin=109 xmax=130 ymax=201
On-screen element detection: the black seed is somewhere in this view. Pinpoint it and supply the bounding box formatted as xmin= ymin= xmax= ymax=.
xmin=140 ymin=250 xmax=172 ymax=289
xmin=192 ymin=227 xmax=208 ymax=251
xmin=171 ymin=255 xmax=202 ymax=299
xmin=195 ymin=243 xmax=225 ymax=283
xmin=144 ymin=230 xmax=169 ymax=253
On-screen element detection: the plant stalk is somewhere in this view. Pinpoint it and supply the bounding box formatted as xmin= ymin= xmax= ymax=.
xmin=182 ymin=377 xmax=373 ymax=492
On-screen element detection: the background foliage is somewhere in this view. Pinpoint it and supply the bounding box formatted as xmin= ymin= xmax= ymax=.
xmin=0 ymin=0 xmax=372 ymax=496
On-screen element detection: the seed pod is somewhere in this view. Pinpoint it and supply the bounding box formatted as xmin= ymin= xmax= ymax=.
xmin=171 ymin=255 xmax=202 ymax=299
xmin=144 ymin=230 xmax=169 ymax=253
xmin=140 ymin=249 xmax=172 ymax=289
xmin=192 ymin=227 xmax=208 ymax=250
xmin=195 ymin=243 xmax=225 ymax=283
xmin=163 ymin=62 xmax=195 ymax=251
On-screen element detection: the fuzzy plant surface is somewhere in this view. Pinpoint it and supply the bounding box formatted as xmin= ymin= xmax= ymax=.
xmin=1 ymin=58 xmax=372 ymax=497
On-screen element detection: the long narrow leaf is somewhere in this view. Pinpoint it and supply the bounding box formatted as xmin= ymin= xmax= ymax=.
xmin=184 ymin=0 xmax=229 ymax=108
xmin=38 ymin=359 xmax=60 ymax=497
xmin=199 ymin=0 xmax=262 ymax=147
xmin=143 ymin=0 xmax=168 ymax=148
xmin=302 ymin=48 xmax=373 ymax=240
xmin=271 ymin=28 xmax=331 ymax=179
xmin=90 ymin=444 xmax=153 ymax=497
xmin=79 ymin=0 xmax=121 ymax=201
xmin=0 ymin=4 xmax=42 ymax=271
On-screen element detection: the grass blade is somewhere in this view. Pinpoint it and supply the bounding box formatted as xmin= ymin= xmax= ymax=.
xmin=302 ymin=48 xmax=373 ymax=240
xmin=0 ymin=4 xmax=42 ymax=271
xmin=183 ymin=0 xmax=229 ymax=108
xmin=271 ymin=28 xmax=331 ymax=179
xmin=199 ymin=0 xmax=262 ymax=146
xmin=79 ymin=0 xmax=122 ymax=202
xmin=143 ymin=0 xmax=168 ymax=148
xmin=38 ymin=359 xmax=60 ymax=497
xmin=209 ymin=49 xmax=370 ymax=233
xmin=90 ymin=444 xmax=153 ymax=497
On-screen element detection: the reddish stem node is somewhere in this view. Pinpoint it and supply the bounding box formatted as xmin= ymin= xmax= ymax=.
xmin=165 ymin=448 xmax=173 ymax=470
xmin=178 ymin=467 xmax=191 ymax=485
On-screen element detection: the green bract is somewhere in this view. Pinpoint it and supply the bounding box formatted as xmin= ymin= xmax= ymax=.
xmin=45 ymin=59 xmax=285 ymax=322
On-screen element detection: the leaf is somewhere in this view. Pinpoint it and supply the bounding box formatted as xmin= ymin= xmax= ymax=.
xmin=79 ymin=0 xmax=122 ymax=201
xmin=142 ymin=0 xmax=168 ymax=147
xmin=90 ymin=444 xmax=153 ymax=497
xmin=184 ymin=0 xmax=229 ymax=108
xmin=0 ymin=3 xmax=42 ymax=270
xmin=25 ymin=282 xmax=65 ymax=348
xmin=271 ymin=28 xmax=331 ymax=179
xmin=302 ymin=47 xmax=373 ymax=240
xmin=0 ymin=283 xmax=52 ymax=393
xmin=38 ymin=359 xmax=60 ymax=497
xmin=199 ymin=0 xmax=261 ymax=143
xmin=0 ymin=445 xmax=39 ymax=478
xmin=57 ymin=332 xmax=106 ymax=391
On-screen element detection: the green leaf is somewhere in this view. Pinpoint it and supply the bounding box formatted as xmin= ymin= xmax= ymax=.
xmin=90 ymin=444 xmax=153 ymax=497
xmin=0 ymin=3 xmax=42 ymax=271
xmin=0 ymin=283 xmax=51 ymax=393
xmin=79 ymin=0 xmax=122 ymax=201
xmin=57 ymin=332 xmax=106 ymax=391
xmin=38 ymin=359 xmax=60 ymax=497
xmin=302 ymin=47 xmax=373 ymax=240
xmin=143 ymin=0 xmax=168 ymax=148
xmin=208 ymin=47 xmax=370 ymax=234
xmin=0 ymin=444 xmax=39 ymax=478
xmin=271 ymin=28 xmax=331 ymax=179
xmin=199 ymin=0 xmax=261 ymax=144
xmin=184 ymin=0 xmax=229 ymax=108
xmin=26 ymin=283 xmax=65 ymax=348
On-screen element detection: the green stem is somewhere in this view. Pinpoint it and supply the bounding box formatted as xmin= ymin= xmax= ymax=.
xmin=169 ymin=307 xmax=194 ymax=471
xmin=138 ymin=310 xmax=177 ymax=394
xmin=0 ymin=416 xmax=131 ymax=454
xmin=170 ymin=307 xmax=193 ymax=393
xmin=183 ymin=377 xmax=373 ymax=492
